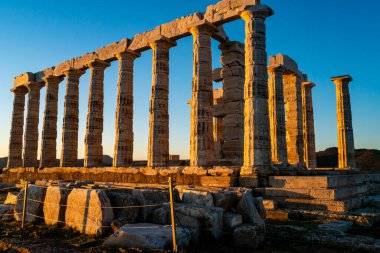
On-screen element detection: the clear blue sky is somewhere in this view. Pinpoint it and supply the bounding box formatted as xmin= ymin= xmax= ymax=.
xmin=0 ymin=0 xmax=379 ymax=160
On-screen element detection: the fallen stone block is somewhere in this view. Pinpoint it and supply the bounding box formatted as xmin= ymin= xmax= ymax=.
xmin=43 ymin=186 xmax=71 ymax=225
xmin=237 ymin=192 xmax=265 ymax=228
xmin=182 ymin=189 xmax=214 ymax=207
xmin=106 ymin=190 xmax=139 ymax=226
xmin=103 ymin=223 xmax=191 ymax=250
xmin=4 ymin=192 xmax=18 ymax=205
xmin=212 ymin=191 xmax=239 ymax=210
xmin=233 ymin=224 xmax=266 ymax=249
xmin=14 ymin=185 xmax=47 ymax=222
xmin=0 ymin=204 xmax=14 ymax=221
xmin=262 ymin=199 xmax=277 ymax=210
xmin=65 ymin=188 xmax=114 ymax=236
xmin=132 ymin=188 xmax=171 ymax=222
xmin=223 ymin=212 xmax=242 ymax=232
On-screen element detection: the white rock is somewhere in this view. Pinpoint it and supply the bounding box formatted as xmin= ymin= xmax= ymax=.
xmin=65 ymin=188 xmax=114 ymax=236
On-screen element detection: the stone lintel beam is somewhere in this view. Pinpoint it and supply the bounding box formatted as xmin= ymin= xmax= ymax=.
xmin=331 ymin=75 xmax=353 ymax=84
xmin=13 ymin=72 xmax=34 ymax=87
xmin=302 ymin=81 xmax=316 ymax=89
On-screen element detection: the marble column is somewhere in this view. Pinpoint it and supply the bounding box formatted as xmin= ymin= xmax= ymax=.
xmin=189 ymin=22 xmax=215 ymax=167
xmin=23 ymin=82 xmax=44 ymax=167
xmin=61 ymin=68 xmax=85 ymax=167
xmin=40 ymin=75 xmax=64 ymax=167
xmin=240 ymin=5 xmax=274 ymax=175
xmin=113 ymin=50 xmax=140 ymax=167
xmin=84 ymin=59 xmax=110 ymax=167
xmin=7 ymin=86 xmax=28 ymax=168
xmin=147 ymin=37 xmax=176 ymax=167
xmin=283 ymin=73 xmax=305 ymax=167
xmin=302 ymin=82 xmax=317 ymax=169
xmin=331 ymin=75 xmax=356 ymax=169
xmin=268 ymin=64 xmax=288 ymax=166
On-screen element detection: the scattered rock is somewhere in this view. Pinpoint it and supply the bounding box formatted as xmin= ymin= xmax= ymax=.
xmin=43 ymin=186 xmax=71 ymax=225
xmin=14 ymin=185 xmax=47 ymax=222
xmin=0 ymin=204 xmax=14 ymax=221
xmin=107 ymin=190 xmax=139 ymax=226
xmin=182 ymin=189 xmax=214 ymax=207
xmin=132 ymin=188 xmax=170 ymax=222
xmin=65 ymin=188 xmax=114 ymax=236
xmin=212 ymin=191 xmax=239 ymax=210
xmin=317 ymin=220 xmax=353 ymax=235
xmin=3 ymin=192 xmax=18 ymax=205
xmin=237 ymin=191 xmax=265 ymax=228
xmin=103 ymin=223 xmax=191 ymax=250
xmin=223 ymin=212 xmax=242 ymax=232
xmin=233 ymin=224 xmax=265 ymax=249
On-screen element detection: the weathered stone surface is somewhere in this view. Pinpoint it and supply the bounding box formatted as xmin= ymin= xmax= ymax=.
xmin=0 ymin=204 xmax=14 ymax=221
xmin=302 ymin=82 xmax=317 ymax=169
xmin=43 ymin=186 xmax=71 ymax=225
xmin=182 ymin=189 xmax=214 ymax=207
xmin=223 ymin=212 xmax=242 ymax=232
xmin=65 ymin=188 xmax=114 ymax=236
xmin=212 ymin=191 xmax=239 ymax=210
xmin=4 ymin=192 xmax=18 ymax=205
xmin=233 ymin=224 xmax=265 ymax=249
xmin=132 ymin=188 xmax=170 ymax=222
xmin=237 ymin=192 xmax=265 ymax=228
xmin=317 ymin=220 xmax=353 ymax=234
xmin=331 ymin=75 xmax=356 ymax=169
xmin=103 ymin=223 xmax=191 ymax=250
xmin=262 ymin=199 xmax=277 ymax=210
xmin=14 ymin=185 xmax=47 ymax=222
xmin=107 ymin=190 xmax=139 ymax=225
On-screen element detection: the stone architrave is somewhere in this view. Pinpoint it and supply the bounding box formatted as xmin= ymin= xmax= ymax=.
xmin=84 ymin=59 xmax=110 ymax=167
xmin=7 ymin=86 xmax=28 ymax=168
xmin=189 ymin=21 xmax=216 ymax=167
xmin=113 ymin=50 xmax=140 ymax=167
xmin=283 ymin=73 xmax=305 ymax=167
xmin=147 ymin=37 xmax=176 ymax=167
xmin=268 ymin=65 xmax=288 ymax=166
xmin=302 ymin=82 xmax=317 ymax=169
xmin=331 ymin=75 xmax=356 ymax=169
xmin=23 ymin=82 xmax=44 ymax=167
xmin=40 ymin=76 xmax=64 ymax=167
xmin=240 ymin=5 xmax=274 ymax=176
xmin=61 ymin=68 xmax=85 ymax=167
xmin=219 ymin=41 xmax=245 ymax=165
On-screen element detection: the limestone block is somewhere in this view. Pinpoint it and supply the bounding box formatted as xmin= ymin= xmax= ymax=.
xmin=160 ymin=13 xmax=203 ymax=39
xmin=233 ymin=224 xmax=265 ymax=249
xmin=103 ymin=223 xmax=191 ymax=250
xmin=95 ymin=39 xmax=129 ymax=61
xmin=129 ymin=27 xmax=161 ymax=51
xmin=4 ymin=192 xmax=18 ymax=205
xmin=13 ymin=72 xmax=34 ymax=86
xmin=43 ymin=186 xmax=71 ymax=225
xmin=237 ymin=192 xmax=265 ymax=228
xmin=131 ymin=188 xmax=170 ymax=222
xmin=262 ymin=199 xmax=277 ymax=210
xmin=106 ymin=190 xmax=139 ymax=225
xmin=14 ymin=185 xmax=47 ymax=222
xmin=0 ymin=204 xmax=14 ymax=220
xmin=182 ymin=189 xmax=214 ymax=207
xmin=223 ymin=212 xmax=242 ymax=232
xmin=34 ymin=68 xmax=55 ymax=83
xmin=212 ymin=191 xmax=239 ymax=210
xmin=213 ymin=68 xmax=223 ymax=82
xmin=65 ymin=188 xmax=114 ymax=236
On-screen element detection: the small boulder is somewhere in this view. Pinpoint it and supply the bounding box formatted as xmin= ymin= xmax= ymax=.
xmin=103 ymin=223 xmax=191 ymax=250
xmin=107 ymin=190 xmax=139 ymax=227
xmin=132 ymin=188 xmax=170 ymax=222
xmin=262 ymin=199 xmax=277 ymax=210
xmin=237 ymin=191 xmax=265 ymax=228
xmin=223 ymin=212 xmax=242 ymax=232
xmin=14 ymin=185 xmax=47 ymax=222
xmin=65 ymin=188 xmax=114 ymax=236
xmin=43 ymin=186 xmax=71 ymax=225
xmin=0 ymin=204 xmax=14 ymax=221
xmin=4 ymin=192 xmax=18 ymax=205
xmin=212 ymin=191 xmax=239 ymax=210
xmin=233 ymin=224 xmax=265 ymax=249
xmin=182 ymin=189 xmax=214 ymax=207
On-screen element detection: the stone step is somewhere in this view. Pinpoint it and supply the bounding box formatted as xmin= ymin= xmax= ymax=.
xmin=259 ymin=183 xmax=376 ymax=201
xmin=269 ymin=174 xmax=380 ymax=189
xmin=277 ymin=196 xmax=365 ymax=212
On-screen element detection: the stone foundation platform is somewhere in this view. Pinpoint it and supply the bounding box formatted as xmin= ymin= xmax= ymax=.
xmin=0 ymin=166 xmax=240 ymax=188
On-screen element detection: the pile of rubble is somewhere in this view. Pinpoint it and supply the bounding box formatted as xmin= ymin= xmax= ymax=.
xmin=0 ymin=181 xmax=266 ymax=251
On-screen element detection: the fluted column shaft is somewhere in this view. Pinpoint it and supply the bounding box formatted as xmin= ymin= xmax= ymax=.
xmin=7 ymin=87 xmax=28 ymax=168
xmin=84 ymin=59 xmax=110 ymax=167
xmin=189 ymin=23 xmax=215 ymax=167
xmin=61 ymin=69 xmax=85 ymax=167
xmin=302 ymin=82 xmax=317 ymax=169
xmin=283 ymin=73 xmax=305 ymax=167
xmin=113 ymin=51 xmax=140 ymax=167
xmin=40 ymin=76 xmax=64 ymax=167
xmin=332 ymin=76 xmax=356 ymax=169
xmin=240 ymin=5 xmax=274 ymax=175
xmin=147 ymin=38 xmax=176 ymax=167
xmin=268 ymin=65 xmax=288 ymax=165
xmin=23 ymin=82 xmax=44 ymax=167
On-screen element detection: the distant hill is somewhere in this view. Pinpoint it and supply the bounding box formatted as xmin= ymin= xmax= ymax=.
xmin=0 ymin=150 xmax=379 ymax=172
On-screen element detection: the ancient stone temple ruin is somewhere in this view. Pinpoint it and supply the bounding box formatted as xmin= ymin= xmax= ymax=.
xmin=2 ymin=0 xmax=379 ymax=214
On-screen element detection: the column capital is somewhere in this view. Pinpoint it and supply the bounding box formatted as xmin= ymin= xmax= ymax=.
xmin=240 ymin=4 xmax=274 ymax=21
xmin=63 ymin=68 xmax=86 ymax=78
xmin=302 ymin=81 xmax=316 ymax=89
xmin=267 ymin=64 xmax=285 ymax=74
xmin=26 ymin=81 xmax=44 ymax=90
xmin=148 ymin=36 xmax=177 ymax=50
xmin=189 ymin=20 xmax=218 ymax=36
xmin=331 ymin=75 xmax=353 ymax=85
xmin=10 ymin=85 xmax=28 ymax=94
xmin=87 ymin=59 xmax=111 ymax=70
xmin=116 ymin=49 xmax=141 ymax=61
xmin=42 ymin=75 xmax=64 ymax=84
